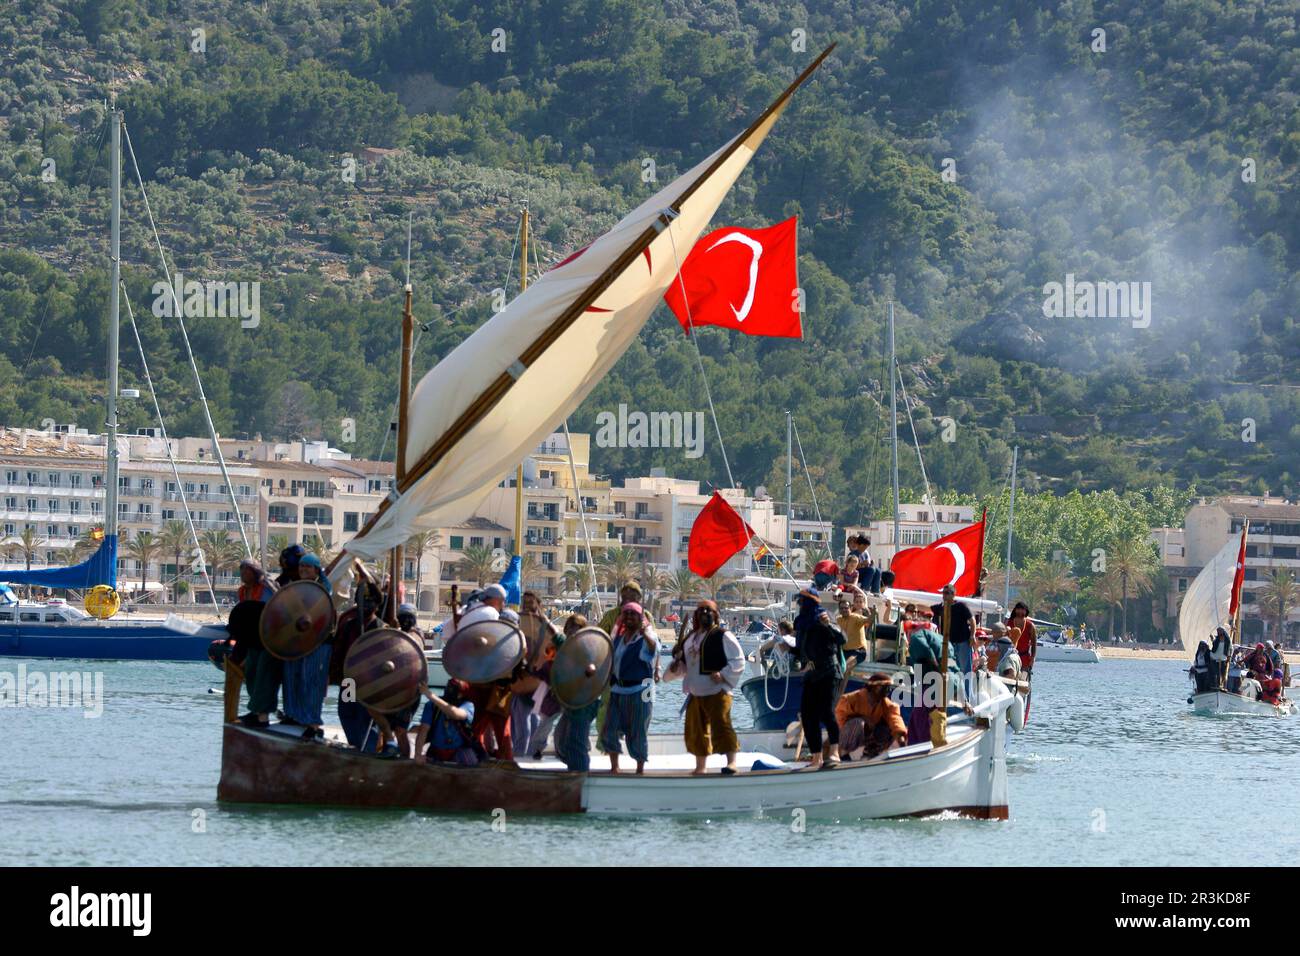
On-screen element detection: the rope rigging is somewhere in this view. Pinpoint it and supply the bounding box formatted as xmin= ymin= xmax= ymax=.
xmin=121 ymin=121 xmax=252 ymax=558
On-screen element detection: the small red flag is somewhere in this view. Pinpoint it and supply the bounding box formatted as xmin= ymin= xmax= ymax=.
xmin=664 ymin=217 xmax=801 ymax=338
xmin=889 ymin=518 xmax=986 ymax=596
xmin=688 ymin=492 xmax=755 ymax=578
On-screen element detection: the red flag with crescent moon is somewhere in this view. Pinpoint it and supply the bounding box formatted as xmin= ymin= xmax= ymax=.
xmin=888 ymin=517 xmax=986 ymax=596
xmin=664 ymin=217 xmax=801 ymax=338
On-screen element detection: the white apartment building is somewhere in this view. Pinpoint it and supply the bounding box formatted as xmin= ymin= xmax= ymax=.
xmin=2 ymin=425 xmax=836 ymax=611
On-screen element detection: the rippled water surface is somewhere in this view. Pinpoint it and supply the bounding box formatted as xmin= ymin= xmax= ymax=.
xmin=2 ymin=657 xmax=1296 ymax=865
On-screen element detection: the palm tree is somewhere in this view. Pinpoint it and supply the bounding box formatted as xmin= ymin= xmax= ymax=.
xmin=1107 ymin=534 xmax=1158 ymax=639
xmin=562 ymin=564 xmax=597 ymax=598
xmin=303 ymin=533 xmax=334 ymax=566
xmin=16 ymin=527 xmax=44 ymax=598
xmin=158 ymin=520 xmax=190 ymax=604
xmin=406 ymin=530 xmax=438 ymax=607
xmin=17 ymin=526 xmax=43 ymax=572
xmin=597 ymin=546 xmax=640 ymax=594
xmin=637 ymin=564 xmax=668 ymax=618
xmin=264 ymin=532 xmax=289 ymax=572
xmin=1091 ymin=570 xmax=1126 ymax=641
xmin=74 ymin=526 xmax=104 ymax=559
xmin=457 ymin=543 xmax=498 ymax=587
xmin=1019 ymin=560 xmax=1077 ymax=615
xmin=663 ymin=566 xmax=702 ymax=619
xmin=1257 ymin=569 xmax=1298 ymax=647
xmin=125 ymin=530 xmax=161 ymax=599
xmin=199 ymin=529 xmax=239 ymax=583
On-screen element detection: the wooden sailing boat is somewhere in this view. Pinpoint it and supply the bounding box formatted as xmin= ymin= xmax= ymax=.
xmin=1184 ymin=521 xmax=1295 ymax=716
xmin=218 ymin=46 xmax=1018 ymax=818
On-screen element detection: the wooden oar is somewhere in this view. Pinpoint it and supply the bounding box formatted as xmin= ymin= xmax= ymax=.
xmin=223 ymin=658 xmax=245 ymax=724
xmin=930 ymin=597 xmax=950 ymax=747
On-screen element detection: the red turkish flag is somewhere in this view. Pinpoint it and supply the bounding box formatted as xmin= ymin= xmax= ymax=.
xmin=664 ymin=217 xmax=801 ymax=338
xmin=888 ymin=518 xmax=986 ymax=597
xmin=1228 ymin=524 xmax=1248 ymax=621
xmin=688 ymin=492 xmax=755 ymax=578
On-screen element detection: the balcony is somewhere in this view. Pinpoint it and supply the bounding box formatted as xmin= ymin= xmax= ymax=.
xmin=165 ymin=491 xmax=258 ymax=505
xmin=268 ymin=487 xmax=333 ymax=500
xmin=119 ymin=485 xmax=160 ymax=498
xmin=618 ymin=511 xmax=663 ymax=522
xmin=189 ymin=519 xmax=249 ymax=532
xmin=627 ymin=537 xmax=663 ymax=548
xmin=526 ymin=510 xmax=562 ymax=524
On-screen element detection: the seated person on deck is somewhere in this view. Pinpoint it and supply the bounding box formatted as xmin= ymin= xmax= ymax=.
xmin=416 ymin=679 xmax=479 ymax=766
xmin=1260 ymin=669 xmax=1283 ymax=706
xmin=835 ymin=673 xmax=907 ymax=760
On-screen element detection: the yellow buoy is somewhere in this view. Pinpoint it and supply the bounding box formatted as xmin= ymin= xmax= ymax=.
xmin=84 ymin=585 xmax=121 ymax=620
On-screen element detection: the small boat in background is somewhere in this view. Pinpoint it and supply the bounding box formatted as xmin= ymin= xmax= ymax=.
xmin=1182 ymin=521 xmax=1293 ymax=717
xmin=1034 ymin=622 xmax=1101 ymax=663
xmin=0 ymin=592 xmax=225 ymax=661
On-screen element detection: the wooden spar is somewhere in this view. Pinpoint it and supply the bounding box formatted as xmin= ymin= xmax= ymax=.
xmin=328 ymin=44 xmax=835 ymax=574
xmin=932 ymin=594 xmax=951 ymax=747
xmin=513 ymin=207 xmax=529 ymax=576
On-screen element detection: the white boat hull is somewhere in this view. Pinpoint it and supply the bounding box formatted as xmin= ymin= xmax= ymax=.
xmin=1189 ymin=690 xmax=1296 ymax=717
xmin=577 ymin=721 xmax=1008 ymax=818
xmin=1034 ymin=642 xmax=1100 ymax=663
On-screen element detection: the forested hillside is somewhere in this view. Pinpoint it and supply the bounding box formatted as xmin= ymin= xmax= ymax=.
xmin=1 ymin=0 xmax=1297 ymax=537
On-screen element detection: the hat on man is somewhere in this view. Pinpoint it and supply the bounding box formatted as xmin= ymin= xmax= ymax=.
xmin=482 ymin=583 xmax=508 ymax=603
xmin=299 ymin=552 xmax=322 ymax=569
xmin=621 ymin=580 xmax=643 ymax=595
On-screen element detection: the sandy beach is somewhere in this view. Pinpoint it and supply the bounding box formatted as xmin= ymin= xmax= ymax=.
xmin=1097 ymin=646 xmax=1300 ymax=663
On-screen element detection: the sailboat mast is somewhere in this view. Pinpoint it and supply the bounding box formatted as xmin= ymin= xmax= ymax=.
xmin=105 ymin=104 xmax=121 ymax=543
xmin=785 ymin=410 xmax=792 ymax=578
xmin=1004 ymin=445 xmax=1018 ymax=610
xmin=514 ymin=206 xmax=529 ymax=570
xmin=888 ymin=301 xmax=899 ymax=553
xmin=386 ymin=266 xmax=415 ymax=624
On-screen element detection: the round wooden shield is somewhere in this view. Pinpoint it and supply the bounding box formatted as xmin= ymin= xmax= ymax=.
xmin=442 ymin=618 xmax=526 ymax=684
xmin=343 ymin=627 xmax=426 ymax=714
xmin=550 ymin=626 xmax=613 ymax=709
xmin=518 ymin=611 xmax=556 ymax=665
xmin=260 ymin=580 xmax=337 ymax=661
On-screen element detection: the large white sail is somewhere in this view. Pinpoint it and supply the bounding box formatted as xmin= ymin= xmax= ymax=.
xmin=1178 ymin=536 xmax=1240 ymax=653
xmin=338 ymin=49 xmax=831 ymax=563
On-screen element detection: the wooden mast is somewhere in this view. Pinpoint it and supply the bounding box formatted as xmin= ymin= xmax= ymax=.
xmin=386 ymin=279 xmax=415 ymax=625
